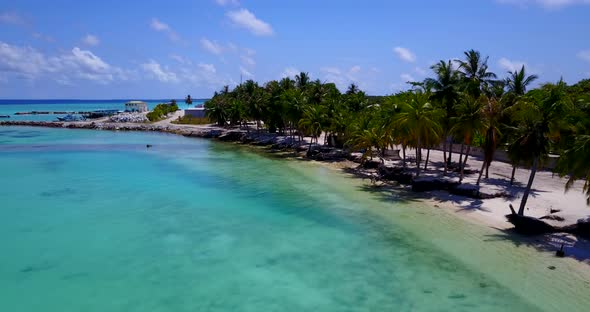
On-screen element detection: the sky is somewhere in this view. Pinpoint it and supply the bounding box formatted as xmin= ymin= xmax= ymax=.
xmin=0 ymin=0 xmax=589 ymax=99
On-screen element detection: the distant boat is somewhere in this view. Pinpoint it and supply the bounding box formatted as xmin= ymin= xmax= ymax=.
xmin=0 ymin=115 xmax=10 ymax=118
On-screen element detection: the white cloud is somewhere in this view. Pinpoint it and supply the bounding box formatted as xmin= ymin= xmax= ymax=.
xmin=240 ymin=66 xmax=253 ymax=78
xmin=414 ymin=67 xmax=427 ymax=76
xmin=350 ymin=65 xmax=361 ymax=74
xmin=150 ymin=18 xmax=180 ymax=42
xmin=169 ymin=54 xmax=192 ymax=65
xmin=82 ymin=34 xmax=100 ymax=46
xmin=390 ymin=83 xmax=404 ymax=92
xmin=141 ymin=60 xmax=178 ymax=83
xmin=0 ymin=11 xmax=27 ymax=26
xmin=577 ymin=50 xmax=590 ymax=62
xmin=227 ymin=42 xmax=238 ymax=52
xmin=496 ymin=0 xmax=590 ymax=8
xmin=321 ymin=65 xmax=369 ymax=91
xmin=32 ymin=32 xmax=55 ymax=42
xmin=240 ymin=55 xmax=256 ymax=66
xmin=226 ymin=9 xmax=274 ymax=36
xmin=71 ymin=47 xmax=110 ymax=72
xmin=0 ymin=42 xmax=47 ymax=79
xmin=179 ymin=63 xmax=231 ymax=89
xmin=240 ymin=48 xmax=256 ymax=67
xmin=198 ymin=63 xmax=217 ymax=74
xmin=243 ymin=48 xmax=256 ymax=56
xmin=0 ymin=41 xmax=130 ymax=84
xmin=215 ymin=0 xmax=239 ymax=6
xmin=150 ymin=18 xmax=170 ymax=31
xmin=393 ymin=46 xmax=416 ymax=63
xmin=200 ymin=38 xmax=224 ymax=55
xmin=281 ymin=67 xmax=300 ymax=78
xmin=498 ymin=57 xmax=527 ymax=72
xmin=321 ymin=67 xmax=341 ymax=75
xmin=400 ymin=73 xmax=415 ymax=82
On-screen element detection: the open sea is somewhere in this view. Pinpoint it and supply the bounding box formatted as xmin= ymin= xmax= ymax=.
xmin=0 ymin=125 xmax=589 ymax=311
xmin=0 ymin=99 xmax=206 ymax=121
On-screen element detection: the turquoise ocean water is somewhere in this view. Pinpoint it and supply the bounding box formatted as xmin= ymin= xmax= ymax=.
xmin=0 ymin=126 xmax=589 ymax=311
xmin=0 ymin=99 xmax=205 ymax=121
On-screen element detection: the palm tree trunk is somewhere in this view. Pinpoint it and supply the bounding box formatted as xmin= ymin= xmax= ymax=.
xmin=518 ymin=157 xmax=538 ymax=216
xmin=447 ymin=141 xmax=453 ymax=166
xmin=463 ymin=145 xmax=471 ymax=168
xmin=485 ymin=162 xmax=490 ymax=179
xmin=424 ymin=148 xmax=430 ymax=171
xmin=459 ymin=145 xmax=471 ymax=183
xmin=416 ymin=139 xmax=422 ymax=177
xmin=443 ymin=138 xmax=448 ymax=175
xmin=510 ymin=165 xmax=517 ymax=185
xmin=476 ymin=160 xmax=486 ymax=186
xmin=402 ymin=145 xmax=407 ymax=168
xmin=458 ymin=143 xmax=465 ymax=171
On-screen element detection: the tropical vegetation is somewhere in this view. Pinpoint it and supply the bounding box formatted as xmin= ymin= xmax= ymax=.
xmin=146 ymin=102 xmax=179 ymax=121
xmin=203 ymin=50 xmax=590 ymax=214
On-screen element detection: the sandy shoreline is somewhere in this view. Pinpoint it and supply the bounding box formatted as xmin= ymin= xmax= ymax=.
xmin=2 ymin=119 xmax=589 ymax=266
xmin=313 ymin=155 xmax=590 ymax=267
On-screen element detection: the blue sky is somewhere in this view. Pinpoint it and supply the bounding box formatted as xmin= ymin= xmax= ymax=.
xmin=1 ymin=0 xmax=589 ymax=99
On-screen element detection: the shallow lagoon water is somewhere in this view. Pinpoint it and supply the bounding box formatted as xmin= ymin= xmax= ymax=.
xmin=0 ymin=126 xmax=588 ymax=311
xmin=0 ymin=99 xmax=205 ymax=121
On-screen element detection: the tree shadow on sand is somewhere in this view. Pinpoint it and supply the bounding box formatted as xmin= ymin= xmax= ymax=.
xmin=484 ymin=227 xmax=590 ymax=264
xmin=355 ymin=184 xmax=422 ymax=205
xmin=411 ymin=190 xmax=491 ymax=213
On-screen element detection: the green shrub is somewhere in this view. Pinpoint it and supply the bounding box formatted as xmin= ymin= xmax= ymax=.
xmin=147 ymin=103 xmax=179 ymax=122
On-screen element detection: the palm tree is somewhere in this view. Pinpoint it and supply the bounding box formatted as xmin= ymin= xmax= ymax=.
xmin=424 ymin=60 xmax=462 ymax=173
xmin=506 ymin=65 xmax=538 ymax=96
xmin=236 ymin=80 xmax=265 ymax=131
xmin=227 ymin=98 xmax=246 ymax=127
xmin=458 ymin=49 xmax=497 ymax=97
xmin=204 ymin=86 xmax=233 ymax=126
xmin=347 ymin=110 xmax=390 ymax=163
xmin=509 ymin=81 xmax=571 ymax=215
xmin=204 ymin=97 xmax=226 ymax=126
xmin=279 ymin=77 xmax=295 ymax=90
xmin=281 ymin=88 xmax=306 ymax=141
xmin=501 ymin=67 xmax=538 ymax=184
xmin=298 ymin=105 xmax=326 ymax=153
xmin=295 ymin=72 xmax=311 ymax=90
xmin=557 ymin=135 xmax=590 ymax=205
xmin=451 ymin=95 xmax=486 ymax=182
xmin=346 ymin=83 xmax=360 ymax=95
xmin=394 ymin=91 xmax=442 ymax=177
xmin=477 ymin=96 xmax=502 ymax=185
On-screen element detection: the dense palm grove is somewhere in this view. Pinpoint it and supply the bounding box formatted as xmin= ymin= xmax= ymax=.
xmin=204 ymin=49 xmax=590 ymax=212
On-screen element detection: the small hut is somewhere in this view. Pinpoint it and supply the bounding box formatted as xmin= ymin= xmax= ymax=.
xmin=125 ymin=101 xmax=148 ymax=113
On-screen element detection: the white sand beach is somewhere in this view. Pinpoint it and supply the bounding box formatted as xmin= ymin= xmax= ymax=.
xmin=324 ymin=145 xmax=590 ymax=265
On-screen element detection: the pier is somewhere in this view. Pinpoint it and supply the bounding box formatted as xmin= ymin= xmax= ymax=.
xmin=13 ymin=110 xmax=119 ymax=118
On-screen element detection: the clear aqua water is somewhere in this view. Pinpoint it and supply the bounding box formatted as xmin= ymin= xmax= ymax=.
xmin=0 ymin=99 xmax=205 ymax=121
xmin=0 ymin=126 xmax=589 ymax=311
